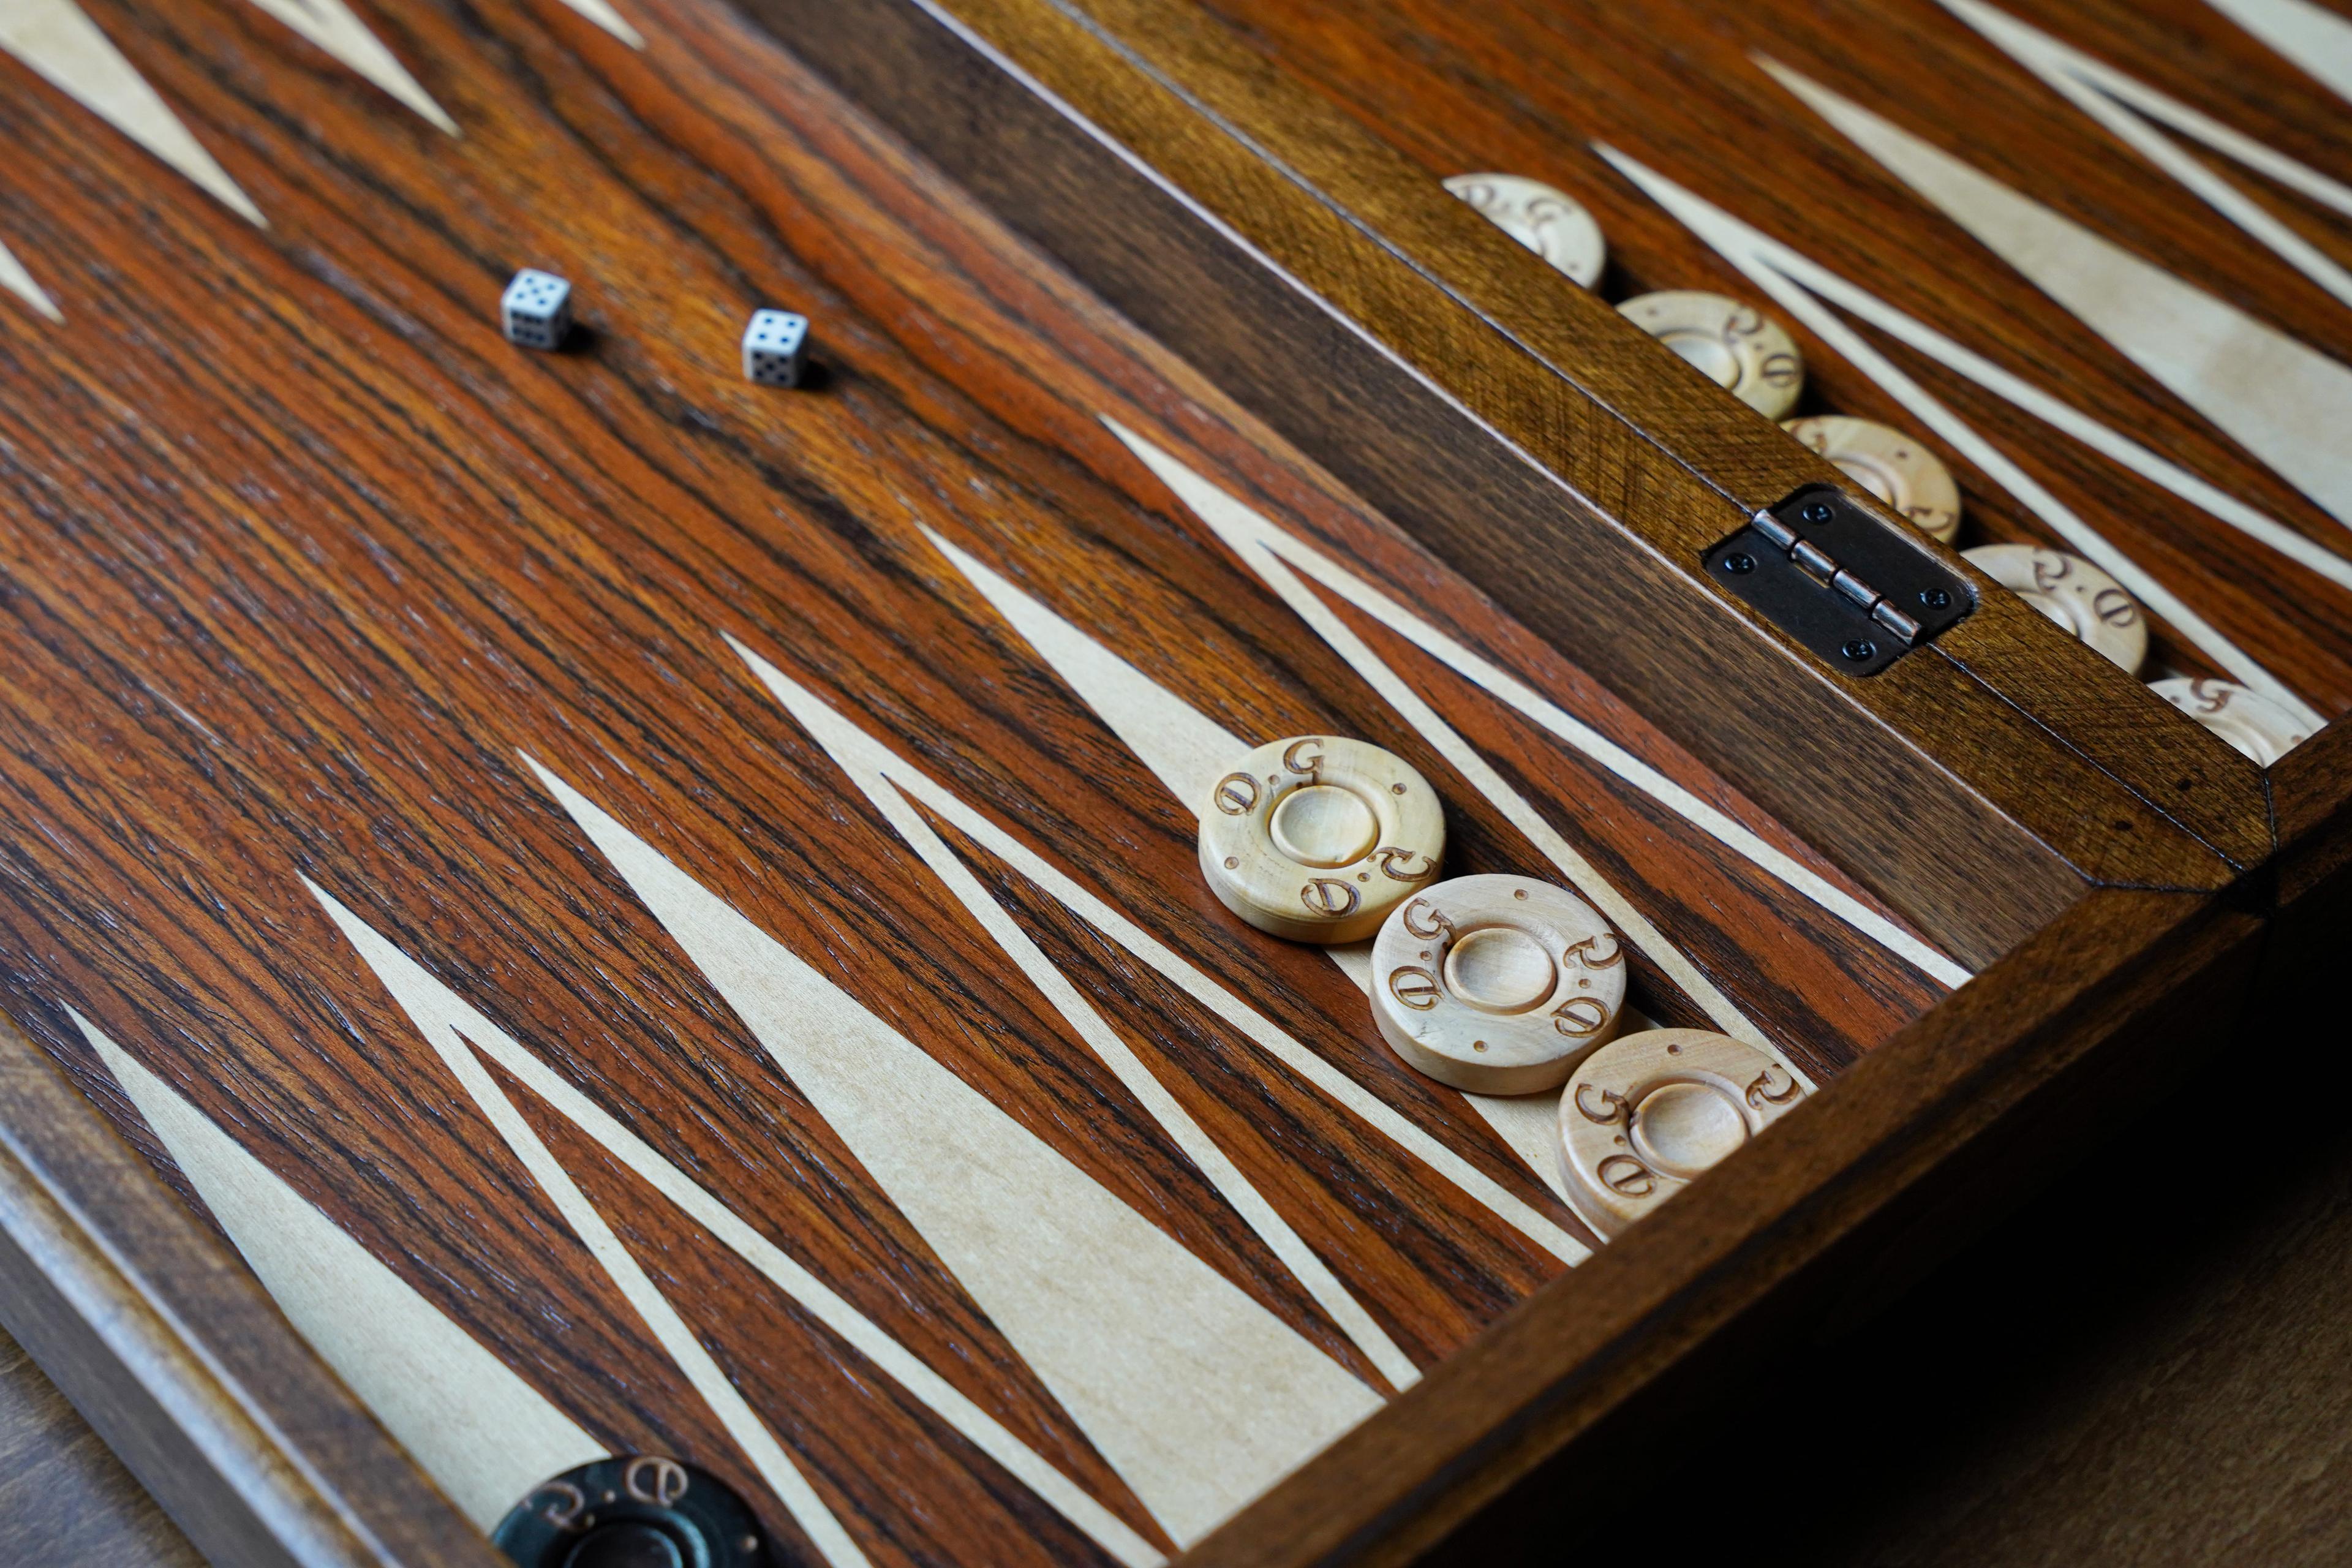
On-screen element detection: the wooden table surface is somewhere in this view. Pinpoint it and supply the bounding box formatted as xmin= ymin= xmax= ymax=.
xmin=10 ymin=1015 xmax=2349 ymax=1567
xmin=1439 ymin=1018 xmax=2352 ymax=1567
xmin=0 ymin=1325 xmax=200 ymax=1567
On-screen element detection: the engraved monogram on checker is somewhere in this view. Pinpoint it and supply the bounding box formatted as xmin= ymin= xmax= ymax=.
xmin=1962 ymin=543 xmax=2148 ymax=674
xmin=492 ymin=1455 xmax=766 ymax=1567
xmin=2149 ymin=677 xmax=2315 ymax=766
xmin=1442 ymin=173 xmax=1608 ymax=288
xmin=1369 ymin=874 xmax=1628 ymax=1095
xmin=1782 ymin=415 xmax=1962 ymax=543
xmin=1618 ymin=290 xmax=1806 ymax=419
xmin=1556 ymin=1029 xmax=1806 ymax=1238
xmin=1199 ymin=736 xmax=1446 ymax=943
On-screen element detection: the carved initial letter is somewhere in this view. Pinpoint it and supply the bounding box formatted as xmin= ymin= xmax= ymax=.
xmin=536 ymin=1482 xmax=587 ymax=1531
xmin=1564 ymin=932 xmax=1624 ymax=970
xmin=1301 ymin=879 xmax=1361 ymax=918
xmin=1746 ymin=1065 xmax=1799 ymax=1108
xmin=1281 ymin=737 xmax=1326 ymax=778
xmin=1373 ymin=846 xmax=1436 ymax=882
xmin=1388 ymin=967 xmax=1440 ymax=1011
xmin=1401 ymin=897 xmax=1453 ymax=940
xmin=625 ymin=1456 xmax=690 ymax=1507
xmin=1551 ymin=997 xmax=1610 ymax=1038
xmin=1213 ymin=772 xmax=1261 ymax=815
xmin=1574 ymin=1082 xmax=1627 ymax=1125
xmin=1598 ymin=1155 xmax=1657 ymax=1197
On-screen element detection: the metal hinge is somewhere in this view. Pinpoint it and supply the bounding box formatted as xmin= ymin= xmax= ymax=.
xmin=1704 ymin=483 xmax=1974 ymax=676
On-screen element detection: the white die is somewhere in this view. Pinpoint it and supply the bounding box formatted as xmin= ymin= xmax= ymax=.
xmin=502 ymin=270 xmax=571 ymax=350
xmin=742 ymin=309 xmax=808 ymax=387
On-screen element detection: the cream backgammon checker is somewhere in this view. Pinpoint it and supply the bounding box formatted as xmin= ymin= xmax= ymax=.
xmin=1963 ymin=543 xmax=2150 ymax=674
xmin=1442 ymin=173 xmax=1608 ymax=288
xmin=2151 ymin=677 xmax=2316 ymax=766
xmin=1556 ymin=1030 xmax=1806 ymax=1239
xmin=1782 ymin=416 xmax=1964 ymax=544
xmin=1197 ymin=736 xmax=1445 ymax=944
xmin=1366 ymin=876 xmax=1628 ymax=1096
xmin=1617 ymin=290 xmax=1807 ymax=418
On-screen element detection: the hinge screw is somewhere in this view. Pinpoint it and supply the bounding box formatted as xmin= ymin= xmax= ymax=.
xmin=1918 ymin=587 xmax=1952 ymax=610
xmin=1801 ymin=502 xmax=1834 ymax=525
xmin=1841 ymin=638 xmax=1877 ymax=662
xmin=1723 ymin=552 xmax=1757 ymax=575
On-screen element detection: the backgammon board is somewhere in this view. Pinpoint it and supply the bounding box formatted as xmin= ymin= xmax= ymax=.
xmin=0 ymin=0 xmax=2339 ymax=1565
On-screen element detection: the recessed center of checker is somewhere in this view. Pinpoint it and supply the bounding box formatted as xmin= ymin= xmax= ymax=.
xmin=1270 ymin=784 xmax=1380 ymax=869
xmin=1662 ymin=332 xmax=1741 ymax=388
xmin=1442 ymin=926 xmax=1558 ymax=1014
xmin=1633 ymin=1082 xmax=1750 ymax=1178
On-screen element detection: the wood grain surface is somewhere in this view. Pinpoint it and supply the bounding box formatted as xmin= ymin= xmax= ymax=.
xmin=0 ymin=1324 xmax=203 ymax=1568
xmin=1161 ymin=0 xmax=2352 ymax=708
xmin=741 ymin=0 xmax=2277 ymax=954
xmin=0 ymin=0 xmax=2075 ymax=1559
xmin=1170 ymin=884 xmax=2266 ymax=1568
xmin=0 ymin=1014 xmax=502 ymax=1568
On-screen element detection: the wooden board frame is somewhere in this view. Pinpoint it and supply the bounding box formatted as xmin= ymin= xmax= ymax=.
xmin=1128 ymin=0 xmax=2352 ymax=722
xmin=0 ymin=881 xmax=2261 ymax=1566
xmin=0 ymin=0 xmax=2312 ymax=1562
xmin=743 ymin=0 xmax=2352 ymax=944
xmin=1183 ymin=884 xmax=2265 ymax=1566
xmin=732 ymin=0 xmax=2280 ymax=971
xmin=682 ymin=4 xmax=2331 ymax=1544
xmin=0 ymin=1016 xmax=503 ymax=1568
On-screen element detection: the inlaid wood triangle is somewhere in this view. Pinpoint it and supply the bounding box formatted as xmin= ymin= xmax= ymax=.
xmin=309 ymin=884 xmax=873 ymax=1568
xmin=0 ymin=0 xmax=263 ymax=224
xmin=1763 ymin=58 xmax=2352 ymax=538
xmin=553 ymin=0 xmax=645 ymax=48
xmin=926 ymin=530 xmax=1241 ymax=812
xmin=924 ymin=527 xmax=1385 ymax=990
xmin=921 ymin=529 xmax=1562 ymax=1190
xmin=244 ymin=0 xmax=456 ymax=133
xmin=72 ymin=1008 xmax=608 ymax=1530
xmin=295 ymin=883 xmax=1161 ymax=1566
xmin=1101 ymin=420 xmax=1798 ymax=1079
xmin=0 ymin=237 xmax=61 ymax=322
xmin=1940 ymin=0 xmax=2352 ymax=309
xmin=731 ymin=639 xmax=1419 ymax=1392
xmin=522 ymin=755 xmax=1384 ymax=1548
xmin=882 ymin=541 xmax=1603 ymax=1214
xmin=2207 ymin=0 xmax=2352 ymax=107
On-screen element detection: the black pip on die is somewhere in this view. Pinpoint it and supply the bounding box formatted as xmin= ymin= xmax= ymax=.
xmin=501 ymin=269 xmax=571 ymax=350
xmin=742 ymin=309 xmax=810 ymax=387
